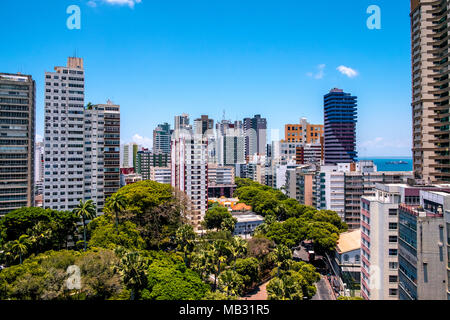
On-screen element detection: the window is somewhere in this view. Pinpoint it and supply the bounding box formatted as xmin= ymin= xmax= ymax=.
xmin=389 ymin=249 xmax=397 ymax=256
xmin=389 ymin=223 xmax=398 ymax=230
xmin=389 ymin=236 xmax=398 ymax=243
xmin=343 ymin=254 xmax=349 ymax=262
xmin=389 ymin=262 xmax=398 ymax=269
xmin=389 ymin=209 xmax=398 ymax=216
xmin=389 ymin=289 xmax=398 ymax=296
xmin=389 ymin=275 xmax=398 ymax=283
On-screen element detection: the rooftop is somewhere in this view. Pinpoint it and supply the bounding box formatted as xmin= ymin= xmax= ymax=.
xmin=336 ymin=230 xmax=361 ymax=254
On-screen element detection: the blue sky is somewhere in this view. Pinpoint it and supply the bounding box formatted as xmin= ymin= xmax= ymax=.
xmin=0 ymin=0 xmax=412 ymax=157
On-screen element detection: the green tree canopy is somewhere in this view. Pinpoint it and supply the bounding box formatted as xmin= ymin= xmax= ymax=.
xmin=203 ymin=206 xmax=234 ymax=231
xmin=88 ymin=215 xmax=145 ymax=251
xmin=0 ymin=207 xmax=78 ymax=251
xmin=104 ymin=181 xmax=187 ymax=250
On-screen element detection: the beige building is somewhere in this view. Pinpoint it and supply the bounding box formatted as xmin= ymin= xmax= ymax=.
xmin=410 ymin=0 xmax=450 ymax=183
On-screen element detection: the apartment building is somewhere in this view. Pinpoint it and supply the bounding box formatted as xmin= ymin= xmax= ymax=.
xmin=398 ymin=190 xmax=450 ymax=300
xmin=171 ymin=135 xmax=208 ymax=230
xmin=43 ymin=58 xmax=120 ymax=212
xmin=34 ymin=141 xmax=44 ymax=196
xmin=284 ymin=117 xmax=324 ymax=144
xmin=43 ymin=57 xmax=85 ymax=211
xmin=295 ymin=143 xmax=323 ymax=165
xmin=410 ymin=0 xmax=450 ymax=183
xmin=153 ymin=122 xmax=172 ymax=154
xmin=286 ymin=165 xmax=316 ymax=207
xmin=121 ymin=142 xmax=138 ymax=169
xmin=136 ymin=149 xmax=170 ymax=180
xmin=315 ymin=162 xmax=412 ymax=229
xmin=0 ymin=73 xmax=35 ymax=215
xmin=324 ymin=88 xmax=357 ymax=165
xmin=361 ymin=184 xmax=406 ymax=300
xmin=150 ymin=166 xmax=171 ymax=185
xmin=84 ymin=102 xmax=121 ymax=210
xmin=243 ymin=114 xmax=267 ymax=157
xmin=360 ymin=183 xmax=450 ymax=300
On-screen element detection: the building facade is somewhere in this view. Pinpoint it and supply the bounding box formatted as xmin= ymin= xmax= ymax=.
xmin=243 ymin=114 xmax=267 ymax=157
xmin=284 ymin=117 xmax=324 ymax=144
xmin=171 ymin=135 xmax=208 ymax=230
xmin=43 ymin=57 xmax=85 ymax=211
xmin=0 ymin=73 xmax=35 ymax=215
xmin=324 ymin=88 xmax=357 ymax=165
xmin=136 ymin=149 xmax=170 ymax=180
xmin=153 ymin=122 xmax=171 ymax=154
xmin=410 ymin=0 xmax=450 ymax=183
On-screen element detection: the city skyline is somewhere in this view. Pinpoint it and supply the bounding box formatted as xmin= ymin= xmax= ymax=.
xmin=0 ymin=0 xmax=412 ymax=157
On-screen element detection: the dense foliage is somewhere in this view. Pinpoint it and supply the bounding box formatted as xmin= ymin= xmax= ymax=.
xmin=235 ymin=177 xmax=347 ymax=253
xmin=104 ymin=180 xmax=187 ymax=250
xmin=0 ymin=178 xmax=349 ymax=300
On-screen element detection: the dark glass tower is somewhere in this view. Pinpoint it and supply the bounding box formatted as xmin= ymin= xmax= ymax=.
xmin=323 ymin=88 xmax=357 ymax=164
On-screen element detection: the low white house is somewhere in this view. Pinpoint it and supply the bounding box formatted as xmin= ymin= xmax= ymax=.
xmin=232 ymin=212 xmax=264 ymax=238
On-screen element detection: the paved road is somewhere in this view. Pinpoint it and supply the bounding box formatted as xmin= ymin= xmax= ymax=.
xmin=312 ymin=276 xmax=336 ymax=300
xmin=242 ymin=281 xmax=270 ymax=300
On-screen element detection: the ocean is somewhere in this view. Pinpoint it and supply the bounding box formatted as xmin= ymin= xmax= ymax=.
xmin=358 ymin=157 xmax=413 ymax=172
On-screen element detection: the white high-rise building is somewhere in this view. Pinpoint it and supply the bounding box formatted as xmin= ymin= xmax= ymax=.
xmin=171 ymin=133 xmax=208 ymax=230
xmin=44 ymin=57 xmax=85 ymax=211
xmin=121 ymin=142 xmax=138 ymax=168
xmin=43 ymin=58 xmax=120 ymax=212
xmin=34 ymin=141 xmax=44 ymax=195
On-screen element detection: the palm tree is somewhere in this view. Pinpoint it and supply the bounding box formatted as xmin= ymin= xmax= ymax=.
xmin=115 ymin=250 xmax=148 ymax=300
xmin=106 ymin=193 xmax=127 ymax=235
xmin=10 ymin=235 xmax=30 ymax=264
xmin=73 ymin=199 xmax=97 ymax=251
xmin=271 ymin=244 xmax=292 ymax=277
xmin=211 ymin=240 xmax=230 ymax=291
xmin=230 ymin=236 xmax=247 ymax=269
xmin=218 ymin=269 xmax=243 ymax=297
xmin=175 ymin=224 xmax=196 ymax=267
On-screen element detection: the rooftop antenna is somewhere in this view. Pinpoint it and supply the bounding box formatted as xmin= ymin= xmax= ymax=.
xmin=74 ymin=49 xmax=77 ymax=58
xmin=222 ymin=110 xmax=226 ymax=121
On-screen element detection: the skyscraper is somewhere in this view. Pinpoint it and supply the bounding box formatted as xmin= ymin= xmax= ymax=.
xmin=153 ymin=122 xmax=171 ymax=154
xmin=243 ymin=114 xmax=267 ymax=157
xmin=0 ymin=73 xmax=35 ymax=215
xmin=43 ymin=58 xmax=120 ymax=212
xmin=85 ymin=101 xmax=121 ymax=210
xmin=323 ymin=88 xmax=357 ymax=165
xmin=411 ymin=0 xmax=450 ymax=183
xmin=121 ymin=142 xmax=139 ymax=169
xmin=171 ymin=134 xmax=208 ymax=230
xmin=216 ymin=119 xmax=245 ymax=166
xmin=43 ymin=57 xmax=85 ymax=211
xmin=35 ymin=141 xmax=44 ymax=196
xmin=174 ymin=113 xmax=191 ymax=131
xmin=194 ymin=115 xmax=214 ymax=135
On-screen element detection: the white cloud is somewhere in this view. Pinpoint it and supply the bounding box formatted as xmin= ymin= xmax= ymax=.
xmin=132 ymin=134 xmax=152 ymax=148
xmin=88 ymin=0 xmax=142 ymax=8
xmin=307 ymin=64 xmax=326 ymax=80
xmin=36 ymin=134 xmax=43 ymax=142
xmin=337 ymin=65 xmax=358 ymax=78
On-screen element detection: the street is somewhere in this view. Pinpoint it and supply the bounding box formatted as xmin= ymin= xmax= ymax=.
xmin=312 ymin=275 xmax=336 ymax=300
